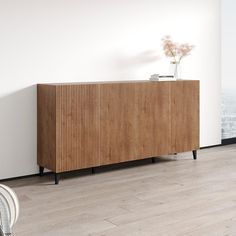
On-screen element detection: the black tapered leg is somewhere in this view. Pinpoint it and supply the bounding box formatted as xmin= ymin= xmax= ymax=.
xmin=55 ymin=173 xmax=60 ymax=185
xmin=39 ymin=166 xmax=44 ymax=177
xmin=92 ymin=167 xmax=95 ymax=174
xmin=152 ymin=157 xmax=156 ymax=163
xmin=192 ymin=150 xmax=197 ymax=160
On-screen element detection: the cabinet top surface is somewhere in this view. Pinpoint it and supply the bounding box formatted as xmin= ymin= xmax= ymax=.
xmin=38 ymin=80 xmax=199 ymax=86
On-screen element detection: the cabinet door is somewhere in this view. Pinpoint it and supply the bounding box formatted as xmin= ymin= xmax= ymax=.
xmin=171 ymin=81 xmax=199 ymax=153
xmin=56 ymin=84 xmax=100 ymax=172
xmin=100 ymin=82 xmax=171 ymax=165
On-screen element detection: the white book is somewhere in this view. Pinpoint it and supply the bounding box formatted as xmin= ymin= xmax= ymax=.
xmin=149 ymin=74 xmax=176 ymax=81
xmin=158 ymin=76 xmax=176 ymax=81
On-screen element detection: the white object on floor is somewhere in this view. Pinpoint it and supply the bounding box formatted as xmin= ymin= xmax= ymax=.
xmin=0 ymin=184 xmax=19 ymax=236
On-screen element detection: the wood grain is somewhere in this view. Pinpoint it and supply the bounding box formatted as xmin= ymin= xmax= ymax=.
xmin=6 ymin=145 xmax=236 ymax=236
xmin=56 ymin=84 xmax=100 ymax=172
xmin=37 ymin=80 xmax=199 ymax=175
xmin=171 ymin=81 xmax=200 ymax=153
xmin=100 ymin=82 xmax=171 ymax=165
xmin=37 ymin=85 xmax=56 ymax=172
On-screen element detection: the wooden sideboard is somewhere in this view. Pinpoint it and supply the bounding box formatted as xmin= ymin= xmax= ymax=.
xmin=37 ymin=80 xmax=199 ymax=184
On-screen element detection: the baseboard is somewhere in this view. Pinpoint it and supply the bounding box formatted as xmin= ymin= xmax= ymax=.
xmin=200 ymin=144 xmax=222 ymax=149
xmin=200 ymin=138 xmax=236 ymax=149
xmin=222 ymin=137 xmax=236 ymax=145
xmin=0 ymin=172 xmax=52 ymax=183
xmin=1 ymin=140 xmax=236 ymax=182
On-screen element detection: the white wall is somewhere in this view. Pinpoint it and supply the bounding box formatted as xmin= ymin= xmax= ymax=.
xmin=0 ymin=0 xmax=221 ymax=179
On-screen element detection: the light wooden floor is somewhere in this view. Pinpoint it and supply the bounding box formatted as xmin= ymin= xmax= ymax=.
xmin=3 ymin=145 xmax=236 ymax=236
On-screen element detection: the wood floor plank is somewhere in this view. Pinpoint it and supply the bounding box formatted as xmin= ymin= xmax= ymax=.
xmin=2 ymin=145 xmax=236 ymax=235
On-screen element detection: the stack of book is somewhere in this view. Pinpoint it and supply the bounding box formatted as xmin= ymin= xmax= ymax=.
xmin=149 ymin=74 xmax=176 ymax=81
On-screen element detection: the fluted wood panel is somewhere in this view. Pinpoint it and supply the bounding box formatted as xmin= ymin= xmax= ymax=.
xmin=100 ymin=82 xmax=171 ymax=165
xmin=37 ymin=80 xmax=199 ymax=174
xmin=37 ymin=85 xmax=56 ymax=171
xmin=171 ymin=81 xmax=199 ymax=153
xmin=56 ymin=85 xmax=100 ymax=172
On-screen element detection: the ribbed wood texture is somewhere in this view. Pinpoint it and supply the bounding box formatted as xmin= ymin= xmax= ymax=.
xmin=37 ymin=80 xmax=199 ymax=173
xmin=37 ymin=85 xmax=56 ymax=171
xmin=56 ymin=85 xmax=100 ymax=172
